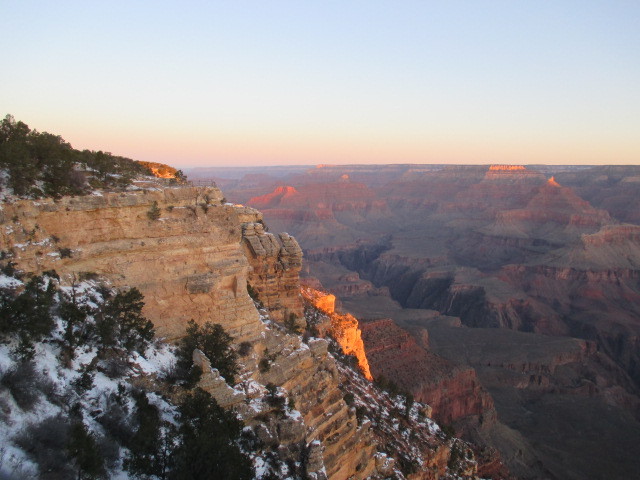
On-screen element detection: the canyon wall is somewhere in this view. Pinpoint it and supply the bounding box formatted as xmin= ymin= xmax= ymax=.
xmin=198 ymin=163 xmax=640 ymax=479
xmin=0 ymin=187 xmax=265 ymax=342
xmin=0 ymin=186 xmax=478 ymax=479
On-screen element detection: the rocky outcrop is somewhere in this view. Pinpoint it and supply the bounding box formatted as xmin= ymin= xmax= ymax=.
xmin=334 ymin=359 xmax=480 ymax=480
xmin=196 ymin=324 xmax=378 ymax=479
xmin=246 ymin=182 xmax=389 ymax=250
xmin=324 ymin=272 xmax=374 ymax=297
xmin=302 ymin=287 xmax=373 ymax=381
xmin=198 ymin=163 xmax=640 ymax=479
xmin=242 ymin=221 xmax=304 ymax=324
xmin=247 ymin=185 xmax=301 ymax=209
xmin=556 ymin=165 xmax=640 ymax=224
xmin=249 ymin=182 xmax=380 ymax=212
xmin=137 ymin=160 xmax=179 ymax=179
xmin=490 ymin=181 xmax=612 ymax=240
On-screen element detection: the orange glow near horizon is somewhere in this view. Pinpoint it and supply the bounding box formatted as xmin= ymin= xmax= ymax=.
xmin=60 ymin=125 xmax=640 ymax=168
xmin=15 ymin=109 xmax=640 ymax=168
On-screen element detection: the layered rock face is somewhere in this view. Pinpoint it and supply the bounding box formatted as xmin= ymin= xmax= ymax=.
xmin=0 ymin=187 xmax=376 ymax=478
xmin=242 ymin=221 xmax=304 ymax=324
xmin=556 ymin=165 xmax=640 ymax=224
xmin=195 ymin=324 xmax=379 ymax=479
xmin=249 ymin=182 xmax=379 ymax=212
xmin=187 ymin=163 xmax=640 ymax=479
xmin=487 ymin=179 xmax=612 ymax=242
xmin=246 ymin=182 xmax=389 ymax=249
xmin=0 ymin=187 xmax=263 ymax=342
xmin=360 ymin=318 xmax=495 ymax=427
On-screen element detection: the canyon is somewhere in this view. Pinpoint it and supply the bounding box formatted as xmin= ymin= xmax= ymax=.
xmin=187 ymin=163 xmax=640 ymax=480
xmin=0 ymin=183 xmax=479 ymax=479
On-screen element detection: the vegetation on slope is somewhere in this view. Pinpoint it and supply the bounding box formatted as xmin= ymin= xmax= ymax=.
xmin=0 ymin=114 xmax=186 ymax=199
xmin=0 ymin=269 xmax=253 ymax=479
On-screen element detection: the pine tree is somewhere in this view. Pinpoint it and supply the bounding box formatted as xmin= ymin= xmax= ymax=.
xmin=171 ymin=388 xmax=252 ymax=480
xmin=0 ymin=274 xmax=56 ymax=345
xmin=67 ymin=422 xmax=106 ymax=479
xmin=178 ymin=321 xmax=238 ymax=384
xmin=147 ymin=201 xmax=161 ymax=220
xmin=96 ymin=288 xmax=154 ymax=354
xmin=124 ymin=391 xmax=170 ymax=478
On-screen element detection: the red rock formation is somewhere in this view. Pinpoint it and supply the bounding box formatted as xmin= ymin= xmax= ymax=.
xmin=360 ymin=318 xmax=495 ymax=427
xmin=483 ymin=165 xmax=545 ymax=184
xmin=246 ymin=182 xmax=389 ymax=249
xmin=547 ymin=176 xmax=561 ymax=187
xmin=249 ymin=183 xmax=378 ymax=211
xmin=248 ymin=185 xmax=300 ymax=209
xmin=494 ymin=181 xmax=612 ymax=235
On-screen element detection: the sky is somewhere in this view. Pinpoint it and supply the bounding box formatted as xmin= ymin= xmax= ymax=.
xmin=2 ymin=1 xmax=640 ymax=167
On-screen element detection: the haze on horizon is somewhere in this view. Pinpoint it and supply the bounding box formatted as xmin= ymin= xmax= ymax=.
xmin=2 ymin=1 xmax=639 ymax=167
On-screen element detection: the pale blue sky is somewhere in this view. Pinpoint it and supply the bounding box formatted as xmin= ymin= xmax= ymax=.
xmin=2 ymin=1 xmax=639 ymax=166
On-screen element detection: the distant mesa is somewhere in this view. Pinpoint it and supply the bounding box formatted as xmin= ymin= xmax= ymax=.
xmin=488 ymin=165 xmax=527 ymax=171
xmin=273 ymin=185 xmax=299 ymax=196
xmin=484 ymin=164 xmax=545 ymax=183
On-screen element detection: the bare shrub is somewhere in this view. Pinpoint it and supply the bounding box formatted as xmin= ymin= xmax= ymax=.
xmin=14 ymin=416 xmax=74 ymax=479
xmin=0 ymin=362 xmax=40 ymax=411
xmin=238 ymin=341 xmax=252 ymax=357
xmin=0 ymin=395 xmax=11 ymax=423
xmin=158 ymin=361 xmax=184 ymax=384
xmin=36 ymin=373 xmax=59 ymax=405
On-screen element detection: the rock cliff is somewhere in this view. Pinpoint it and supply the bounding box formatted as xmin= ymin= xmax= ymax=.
xmin=0 ymin=187 xmax=263 ymax=342
xmin=191 ymin=163 xmax=640 ymax=479
xmin=301 ymin=287 xmax=373 ymax=381
xmin=0 ymin=187 xmax=370 ymax=477
xmin=0 ymin=185 xmax=477 ymax=479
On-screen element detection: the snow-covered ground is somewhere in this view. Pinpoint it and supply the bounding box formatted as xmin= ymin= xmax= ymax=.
xmin=0 ymin=274 xmax=180 ymax=479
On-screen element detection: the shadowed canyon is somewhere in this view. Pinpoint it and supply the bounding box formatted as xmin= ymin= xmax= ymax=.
xmin=188 ymin=163 xmax=640 ymax=480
